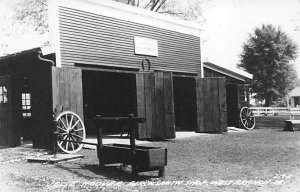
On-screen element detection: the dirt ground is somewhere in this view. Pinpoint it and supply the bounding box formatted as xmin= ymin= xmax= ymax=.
xmin=0 ymin=129 xmax=300 ymax=192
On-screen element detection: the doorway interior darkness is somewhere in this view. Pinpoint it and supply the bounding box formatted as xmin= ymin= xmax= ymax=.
xmin=226 ymin=84 xmax=239 ymax=127
xmin=173 ymin=76 xmax=197 ymax=131
xmin=82 ymin=70 xmax=137 ymax=135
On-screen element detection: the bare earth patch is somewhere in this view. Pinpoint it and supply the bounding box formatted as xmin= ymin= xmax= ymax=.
xmin=0 ymin=129 xmax=300 ymax=192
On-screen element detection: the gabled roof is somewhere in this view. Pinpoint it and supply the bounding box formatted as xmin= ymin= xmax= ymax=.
xmin=203 ymin=61 xmax=253 ymax=82
xmin=289 ymin=87 xmax=300 ymax=97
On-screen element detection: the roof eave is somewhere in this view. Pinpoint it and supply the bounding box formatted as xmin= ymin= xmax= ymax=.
xmin=203 ymin=62 xmax=253 ymax=82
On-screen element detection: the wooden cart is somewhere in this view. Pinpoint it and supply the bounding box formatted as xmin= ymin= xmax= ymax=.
xmin=54 ymin=112 xmax=167 ymax=179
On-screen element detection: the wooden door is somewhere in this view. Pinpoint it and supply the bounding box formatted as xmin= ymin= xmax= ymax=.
xmin=0 ymin=75 xmax=20 ymax=147
xmin=196 ymin=77 xmax=227 ymax=132
xmin=52 ymin=67 xmax=84 ymax=119
xmin=136 ymin=72 xmax=175 ymax=139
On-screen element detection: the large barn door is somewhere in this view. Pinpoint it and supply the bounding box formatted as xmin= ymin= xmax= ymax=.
xmin=196 ymin=77 xmax=227 ymax=132
xmin=136 ymin=72 xmax=175 ymax=139
xmin=52 ymin=67 xmax=84 ymax=119
xmin=0 ymin=75 xmax=20 ymax=147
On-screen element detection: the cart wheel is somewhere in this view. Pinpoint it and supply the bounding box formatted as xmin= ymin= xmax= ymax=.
xmin=240 ymin=106 xmax=255 ymax=130
xmin=55 ymin=111 xmax=86 ymax=153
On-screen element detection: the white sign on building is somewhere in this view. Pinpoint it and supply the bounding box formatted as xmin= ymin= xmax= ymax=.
xmin=134 ymin=37 xmax=158 ymax=57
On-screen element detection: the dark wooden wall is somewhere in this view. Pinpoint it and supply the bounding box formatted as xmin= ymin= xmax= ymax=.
xmin=31 ymin=65 xmax=53 ymax=149
xmin=136 ymin=72 xmax=175 ymax=139
xmin=204 ymin=68 xmax=244 ymax=84
xmin=0 ymin=75 xmax=21 ymax=147
xmin=196 ymin=77 xmax=227 ymax=133
xmin=0 ymin=50 xmax=43 ymax=147
xmin=58 ymin=6 xmax=201 ymax=74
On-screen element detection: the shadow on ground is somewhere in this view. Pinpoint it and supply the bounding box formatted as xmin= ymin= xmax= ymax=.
xmin=56 ymin=162 xmax=161 ymax=182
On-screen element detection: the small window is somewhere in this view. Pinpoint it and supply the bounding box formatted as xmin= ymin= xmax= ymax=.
xmin=239 ymin=84 xmax=249 ymax=104
xmin=0 ymin=85 xmax=8 ymax=104
xmin=22 ymin=93 xmax=31 ymax=118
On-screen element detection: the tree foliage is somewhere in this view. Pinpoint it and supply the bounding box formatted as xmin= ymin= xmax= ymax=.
xmin=114 ymin=0 xmax=205 ymax=23
xmin=11 ymin=0 xmax=205 ymax=35
xmin=239 ymin=24 xmax=298 ymax=106
xmin=13 ymin=0 xmax=48 ymax=34
xmin=113 ymin=0 xmax=167 ymax=11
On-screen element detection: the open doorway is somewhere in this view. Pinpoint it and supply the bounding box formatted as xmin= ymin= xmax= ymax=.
xmin=226 ymin=84 xmax=239 ymax=127
xmin=82 ymin=70 xmax=137 ymax=135
xmin=173 ymin=76 xmax=197 ymax=131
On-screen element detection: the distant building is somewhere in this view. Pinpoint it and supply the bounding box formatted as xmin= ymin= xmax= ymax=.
xmin=289 ymin=87 xmax=300 ymax=107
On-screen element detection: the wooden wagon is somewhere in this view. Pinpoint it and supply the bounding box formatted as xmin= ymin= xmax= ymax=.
xmin=54 ymin=112 xmax=167 ymax=179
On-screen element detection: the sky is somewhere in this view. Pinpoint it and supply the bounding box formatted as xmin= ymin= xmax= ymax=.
xmin=0 ymin=0 xmax=300 ymax=76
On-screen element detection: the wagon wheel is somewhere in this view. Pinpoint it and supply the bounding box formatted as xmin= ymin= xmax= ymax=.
xmin=239 ymin=106 xmax=255 ymax=130
xmin=55 ymin=111 xmax=86 ymax=153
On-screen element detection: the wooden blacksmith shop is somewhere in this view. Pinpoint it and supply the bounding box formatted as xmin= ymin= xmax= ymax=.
xmin=0 ymin=0 xmax=252 ymax=148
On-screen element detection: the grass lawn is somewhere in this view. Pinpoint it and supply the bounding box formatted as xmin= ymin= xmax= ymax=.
xmin=0 ymin=129 xmax=300 ymax=192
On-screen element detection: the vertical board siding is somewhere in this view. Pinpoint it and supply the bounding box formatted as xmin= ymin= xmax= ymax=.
xmin=163 ymin=72 xmax=175 ymax=138
xmin=219 ymin=78 xmax=227 ymax=132
xmin=58 ymin=7 xmax=201 ymax=74
xmin=196 ymin=78 xmax=205 ymax=132
xmin=136 ymin=73 xmax=147 ymax=139
xmin=211 ymin=79 xmax=219 ymax=131
xmin=155 ymin=72 xmax=164 ymax=138
xmin=145 ymin=73 xmax=155 ymax=138
xmin=196 ymin=77 xmax=227 ymax=133
xmin=136 ymin=72 xmax=175 ymax=139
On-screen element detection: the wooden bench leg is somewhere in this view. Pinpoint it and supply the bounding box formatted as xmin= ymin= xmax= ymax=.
xmin=131 ymin=165 xmax=138 ymax=180
xmin=283 ymin=122 xmax=295 ymax=132
xmin=158 ymin=166 xmax=165 ymax=178
xmin=99 ymin=160 xmax=105 ymax=170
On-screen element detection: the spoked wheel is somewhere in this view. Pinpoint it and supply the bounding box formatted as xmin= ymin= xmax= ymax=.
xmin=239 ymin=106 xmax=255 ymax=130
xmin=55 ymin=111 xmax=86 ymax=153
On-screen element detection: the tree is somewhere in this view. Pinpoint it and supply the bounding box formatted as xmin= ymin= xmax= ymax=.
xmin=113 ymin=0 xmax=167 ymax=11
xmin=239 ymin=24 xmax=298 ymax=107
xmin=11 ymin=0 xmax=205 ymax=35
xmin=12 ymin=0 xmax=48 ymax=34
xmin=114 ymin=0 xmax=205 ymax=23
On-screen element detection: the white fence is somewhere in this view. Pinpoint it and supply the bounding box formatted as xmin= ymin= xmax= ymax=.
xmin=250 ymin=107 xmax=300 ymax=118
